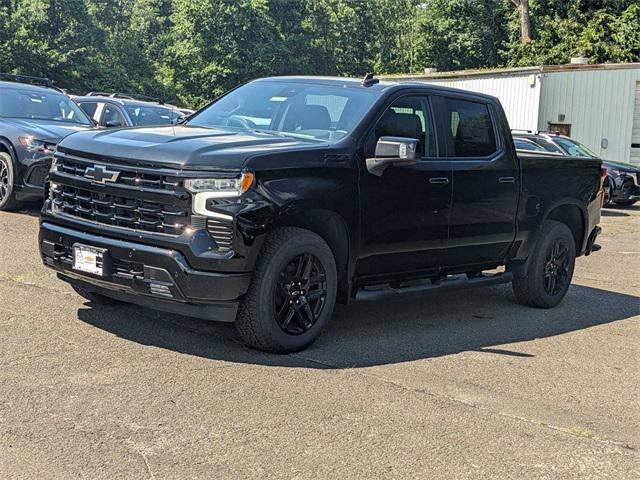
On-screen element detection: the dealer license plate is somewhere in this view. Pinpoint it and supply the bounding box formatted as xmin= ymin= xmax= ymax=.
xmin=73 ymin=244 xmax=106 ymax=276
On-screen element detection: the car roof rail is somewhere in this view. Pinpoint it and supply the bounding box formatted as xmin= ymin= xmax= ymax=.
xmin=511 ymin=128 xmax=533 ymax=134
xmin=86 ymin=91 xmax=164 ymax=105
xmin=0 ymin=73 xmax=65 ymax=93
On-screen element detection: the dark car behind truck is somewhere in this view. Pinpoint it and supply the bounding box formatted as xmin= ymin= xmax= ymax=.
xmin=0 ymin=74 xmax=94 ymax=210
xmin=39 ymin=76 xmax=603 ymax=352
xmin=513 ymin=131 xmax=640 ymax=207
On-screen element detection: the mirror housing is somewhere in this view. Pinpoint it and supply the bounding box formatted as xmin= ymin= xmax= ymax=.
xmin=366 ymin=136 xmax=420 ymax=176
xmin=105 ymin=120 xmax=122 ymax=128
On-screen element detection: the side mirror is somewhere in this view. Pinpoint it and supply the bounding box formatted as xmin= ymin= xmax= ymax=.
xmin=104 ymin=120 xmax=122 ymax=128
xmin=366 ymin=136 xmax=420 ymax=176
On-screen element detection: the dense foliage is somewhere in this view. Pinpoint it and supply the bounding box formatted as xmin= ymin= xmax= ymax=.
xmin=1 ymin=0 xmax=638 ymax=108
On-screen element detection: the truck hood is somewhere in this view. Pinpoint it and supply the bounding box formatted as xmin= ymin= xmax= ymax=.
xmin=3 ymin=118 xmax=91 ymax=143
xmin=57 ymin=125 xmax=328 ymax=171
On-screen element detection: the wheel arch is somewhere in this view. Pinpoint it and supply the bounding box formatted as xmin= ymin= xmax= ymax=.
xmin=270 ymin=208 xmax=352 ymax=302
xmin=510 ymin=198 xmax=587 ymax=278
xmin=0 ymin=137 xmax=18 ymax=166
xmin=543 ymin=200 xmax=586 ymax=253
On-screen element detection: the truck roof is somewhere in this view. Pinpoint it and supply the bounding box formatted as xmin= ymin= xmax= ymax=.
xmin=253 ymin=76 xmax=500 ymax=103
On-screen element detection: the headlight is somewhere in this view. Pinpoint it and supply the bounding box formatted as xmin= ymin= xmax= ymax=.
xmin=18 ymin=137 xmax=57 ymax=154
xmin=185 ymin=172 xmax=254 ymax=216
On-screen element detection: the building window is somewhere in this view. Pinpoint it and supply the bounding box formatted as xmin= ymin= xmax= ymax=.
xmin=548 ymin=123 xmax=571 ymax=137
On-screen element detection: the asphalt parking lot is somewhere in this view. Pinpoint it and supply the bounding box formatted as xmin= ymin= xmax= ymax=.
xmin=1 ymin=205 xmax=638 ymax=479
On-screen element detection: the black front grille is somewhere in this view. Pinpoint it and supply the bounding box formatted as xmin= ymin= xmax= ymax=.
xmin=56 ymin=156 xmax=182 ymax=190
xmin=50 ymin=184 xmax=189 ymax=235
xmin=207 ymin=217 xmax=234 ymax=252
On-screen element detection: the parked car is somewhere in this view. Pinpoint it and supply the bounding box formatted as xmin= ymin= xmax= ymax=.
xmin=0 ymin=74 xmax=94 ymax=210
xmin=74 ymin=93 xmax=186 ymax=128
xmin=40 ymin=76 xmax=603 ymax=352
xmin=513 ymin=131 xmax=639 ymax=207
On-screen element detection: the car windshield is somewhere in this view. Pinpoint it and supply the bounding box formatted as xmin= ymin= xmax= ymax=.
xmin=0 ymin=87 xmax=92 ymax=125
xmin=554 ymin=137 xmax=598 ymax=158
xmin=187 ymin=80 xmax=379 ymax=142
xmin=124 ymin=105 xmax=179 ymax=126
xmin=514 ymin=138 xmax=546 ymax=151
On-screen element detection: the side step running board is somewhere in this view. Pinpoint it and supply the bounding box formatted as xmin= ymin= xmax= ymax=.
xmin=355 ymin=272 xmax=513 ymax=302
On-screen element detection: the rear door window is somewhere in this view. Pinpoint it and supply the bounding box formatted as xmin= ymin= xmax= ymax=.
xmin=443 ymin=98 xmax=497 ymax=157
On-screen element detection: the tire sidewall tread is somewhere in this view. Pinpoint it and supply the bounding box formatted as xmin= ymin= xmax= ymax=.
xmin=512 ymin=220 xmax=576 ymax=309
xmin=236 ymin=227 xmax=337 ymax=353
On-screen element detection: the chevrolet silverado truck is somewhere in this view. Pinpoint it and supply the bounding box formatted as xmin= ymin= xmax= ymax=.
xmin=39 ymin=75 xmax=603 ymax=353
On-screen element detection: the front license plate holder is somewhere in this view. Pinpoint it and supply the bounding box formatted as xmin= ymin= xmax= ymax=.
xmin=72 ymin=244 xmax=110 ymax=276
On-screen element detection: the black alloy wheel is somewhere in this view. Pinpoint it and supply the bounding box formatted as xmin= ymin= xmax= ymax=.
xmin=274 ymin=253 xmax=327 ymax=335
xmin=543 ymin=239 xmax=570 ymax=296
xmin=0 ymin=157 xmax=9 ymax=204
xmin=0 ymin=152 xmax=21 ymax=211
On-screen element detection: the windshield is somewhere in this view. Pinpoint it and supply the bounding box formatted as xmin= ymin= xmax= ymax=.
xmin=554 ymin=137 xmax=598 ymax=158
xmin=124 ymin=105 xmax=179 ymax=126
xmin=0 ymin=87 xmax=92 ymax=125
xmin=514 ymin=138 xmax=546 ymax=151
xmin=187 ymin=81 xmax=378 ymax=142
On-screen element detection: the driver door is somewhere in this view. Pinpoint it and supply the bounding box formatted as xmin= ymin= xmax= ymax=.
xmin=357 ymin=95 xmax=452 ymax=279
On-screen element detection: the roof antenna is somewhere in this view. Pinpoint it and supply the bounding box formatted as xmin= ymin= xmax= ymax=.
xmin=361 ymin=72 xmax=379 ymax=87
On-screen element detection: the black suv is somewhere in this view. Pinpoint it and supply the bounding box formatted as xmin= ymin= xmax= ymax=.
xmin=40 ymin=76 xmax=602 ymax=352
xmin=513 ymin=131 xmax=639 ymax=207
xmin=0 ymin=74 xmax=94 ymax=210
xmin=74 ymin=93 xmax=185 ymax=128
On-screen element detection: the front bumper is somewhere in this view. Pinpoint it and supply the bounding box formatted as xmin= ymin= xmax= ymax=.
xmin=15 ymin=158 xmax=52 ymax=201
xmin=40 ymin=222 xmax=251 ymax=322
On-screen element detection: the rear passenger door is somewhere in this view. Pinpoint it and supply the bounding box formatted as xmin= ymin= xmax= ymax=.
xmin=436 ymin=95 xmax=519 ymax=268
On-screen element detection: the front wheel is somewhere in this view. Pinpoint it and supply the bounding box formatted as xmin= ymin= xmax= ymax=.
xmin=236 ymin=227 xmax=337 ymax=353
xmin=0 ymin=152 xmax=22 ymax=211
xmin=512 ymin=220 xmax=576 ymax=308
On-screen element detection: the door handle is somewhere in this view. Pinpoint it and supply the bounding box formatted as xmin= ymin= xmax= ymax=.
xmin=429 ymin=177 xmax=449 ymax=185
xmin=498 ymin=176 xmax=515 ymax=184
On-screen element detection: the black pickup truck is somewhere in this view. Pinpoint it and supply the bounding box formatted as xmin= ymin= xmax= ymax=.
xmin=39 ymin=76 xmax=603 ymax=352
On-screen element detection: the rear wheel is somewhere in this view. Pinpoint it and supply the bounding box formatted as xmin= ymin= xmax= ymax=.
xmin=512 ymin=220 xmax=576 ymax=308
xmin=71 ymin=284 xmax=123 ymax=306
xmin=236 ymin=227 xmax=337 ymax=353
xmin=0 ymin=152 xmax=22 ymax=211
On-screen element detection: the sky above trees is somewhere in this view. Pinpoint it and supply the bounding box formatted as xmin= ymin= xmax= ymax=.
xmin=1 ymin=0 xmax=638 ymax=108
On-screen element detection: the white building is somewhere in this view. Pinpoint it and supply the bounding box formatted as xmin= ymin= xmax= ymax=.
xmin=384 ymin=63 xmax=640 ymax=165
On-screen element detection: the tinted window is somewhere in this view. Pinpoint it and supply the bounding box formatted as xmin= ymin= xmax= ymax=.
xmin=554 ymin=137 xmax=598 ymax=158
xmin=514 ymin=138 xmax=546 ymax=151
xmin=0 ymin=88 xmax=92 ymax=125
xmin=444 ymin=98 xmax=496 ymax=157
xmin=101 ymin=105 xmax=126 ymax=127
xmin=188 ymin=81 xmax=378 ymax=143
xmin=374 ymin=96 xmax=436 ymax=157
xmin=78 ymin=101 xmax=98 ymax=119
xmin=124 ymin=105 xmax=176 ymax=126
xmin=529 ymin=137 xmax=563 ymax=153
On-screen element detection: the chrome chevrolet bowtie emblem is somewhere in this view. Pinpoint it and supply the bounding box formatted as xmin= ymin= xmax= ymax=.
xmin=84 ymin=165 xmax=119 ymax=184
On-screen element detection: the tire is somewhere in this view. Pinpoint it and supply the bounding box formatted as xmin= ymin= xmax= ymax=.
xmin=512 ymin=220 xmax=576 ymax=309
xmin=236 ymin=227 xmax=338 ymax=353
xmin=613 ymin=199 xmax=637 ymax=207
xmin=603 ymin=181 xmax=612 ymax=206
xmin=71 ymin=284 xmax=123 ymax=306
xmin=0 ymin=152 xmax=22 ymax=211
